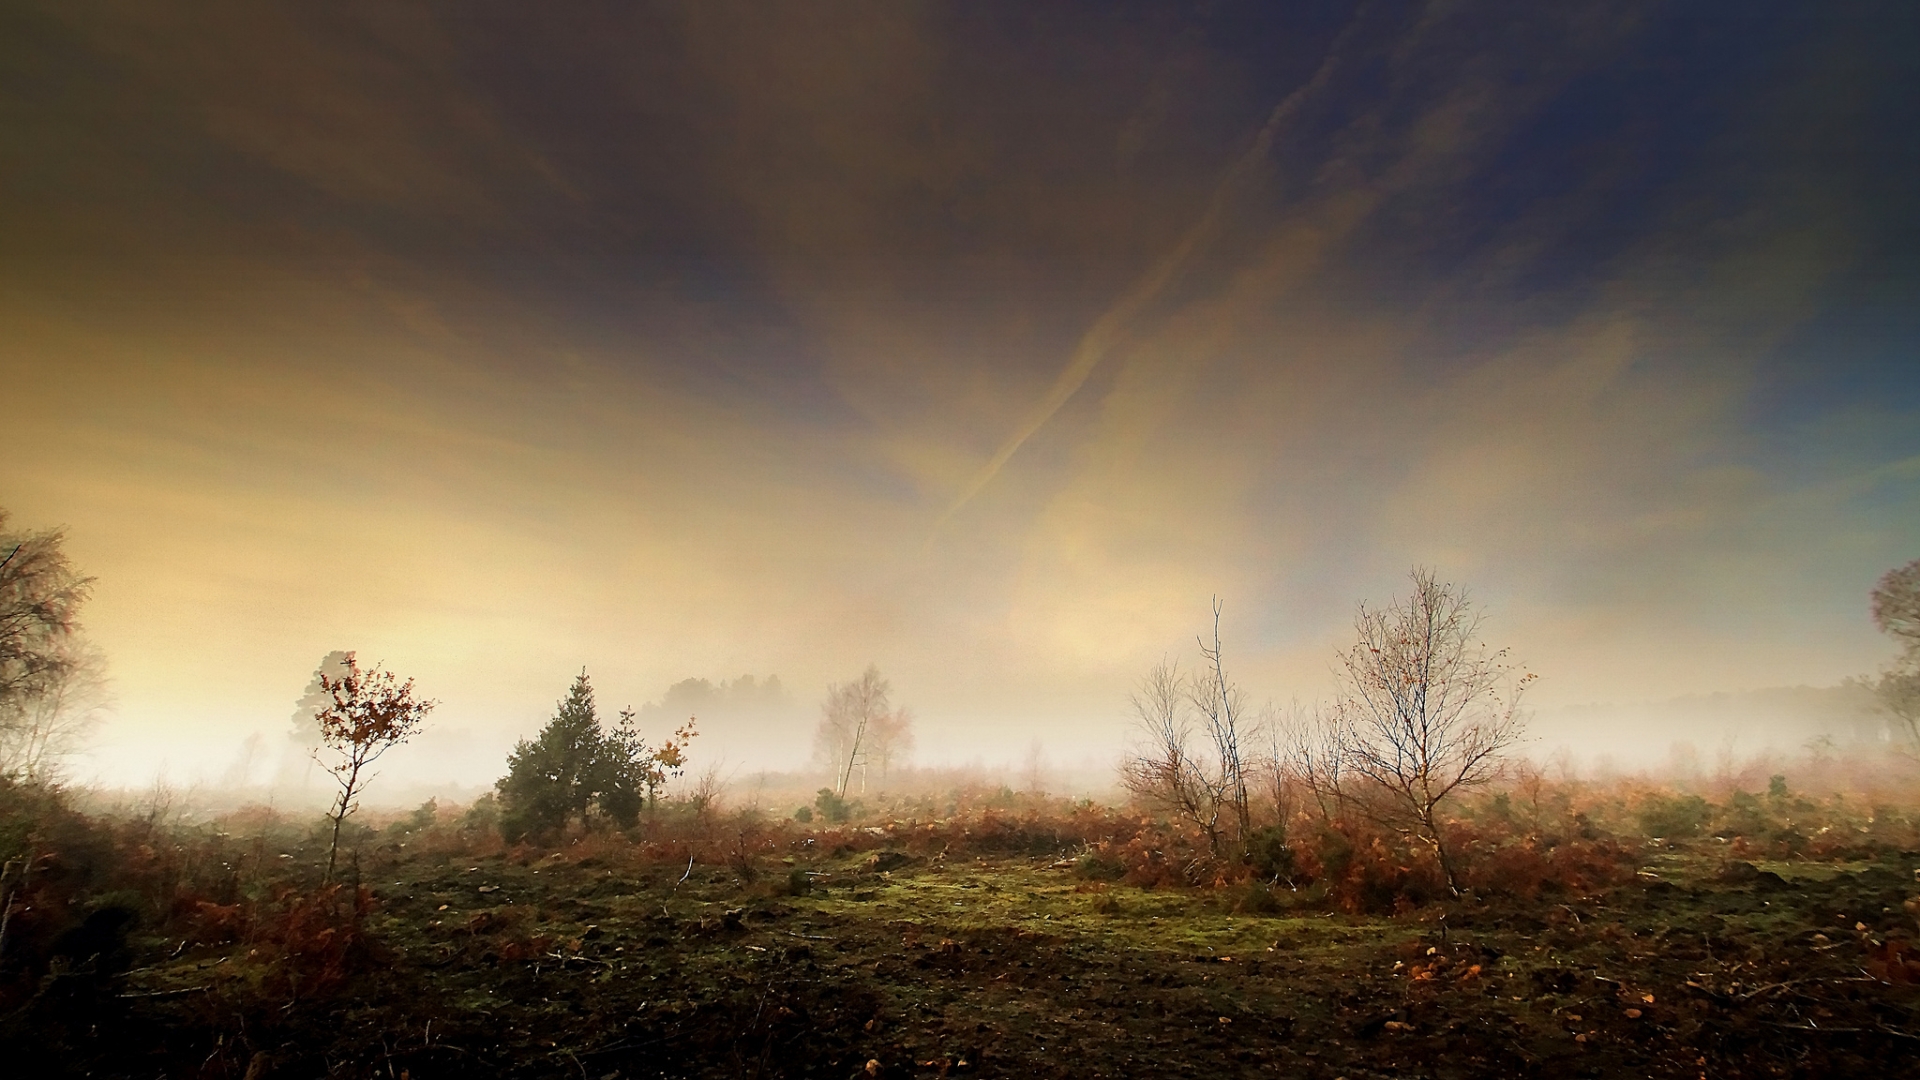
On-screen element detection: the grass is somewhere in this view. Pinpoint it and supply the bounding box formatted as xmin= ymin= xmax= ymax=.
xmin=5 ymin=780 xmax=1920 ymax=1078
xmin=78 ymin=837 xmax=1916 ymax=1078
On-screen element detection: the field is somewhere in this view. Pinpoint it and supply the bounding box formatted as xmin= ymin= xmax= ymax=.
xmin=5 ymin=782 xmax=1920 ymax=1079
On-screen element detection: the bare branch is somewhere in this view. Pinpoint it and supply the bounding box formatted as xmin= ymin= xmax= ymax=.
xmin=1323 ymin=568 xmax=1530 ymax=894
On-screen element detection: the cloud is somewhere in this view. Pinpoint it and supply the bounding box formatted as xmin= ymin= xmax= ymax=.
xmin=2 ymin=2 xmax=1915 ymax=785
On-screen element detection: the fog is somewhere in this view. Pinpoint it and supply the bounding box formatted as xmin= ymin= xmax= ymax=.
xmin=58 ymin=662 xmax=1897 ymax=814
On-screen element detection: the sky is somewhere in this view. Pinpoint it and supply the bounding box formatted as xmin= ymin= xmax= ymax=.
xmin=3 ymin=1 xmax=1917 ymax=791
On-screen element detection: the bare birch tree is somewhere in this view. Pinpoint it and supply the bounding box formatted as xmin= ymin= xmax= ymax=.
xmin=865 ymin=706 xmax=915 ymax=781
xmin=1282 ymin=703 xmax=1348 ymax=823
xmin=816 ymin=665 xmax=896 ymax=798
xmin=1193 ymin=599 xmax=1252 ymax=854
xmin=1327 ymin=568 xmax=1529 ymax=894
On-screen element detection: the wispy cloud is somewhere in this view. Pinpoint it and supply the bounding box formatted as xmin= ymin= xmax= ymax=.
xmin=2 ymin=2 xmax=1914 ymax=782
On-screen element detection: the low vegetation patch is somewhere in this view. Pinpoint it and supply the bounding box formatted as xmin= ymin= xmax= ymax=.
xmin=1 ymin=766 xmax=1918 ymax=1078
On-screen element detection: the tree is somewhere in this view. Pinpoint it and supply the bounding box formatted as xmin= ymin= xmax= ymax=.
xmin=1193 ymin=599 xmax=1252 ymax=856
xmin=498 ymin=673 xmax=604 ymax=842
xmin=1872 ymin=559 xmax=1920 ymax=646
xmin=1121 ymin=604 xmax=1256 ymax=866
xmin=314 ymin=653 xmax=436 ymax=882
xmin=275 ymin=650 xmax=350 ymax=789
xmin=1122 ymin=658 xmax=1230 ymax=860
xmin=815 ymin=665 xmax=902 ymax=797
xmin=0 ymin=511 xmax=96 ymax=777
xmin=599 ymin=707 xmax=697 ymax=826
xmin=0 ymin=638 xmax=109 ymax=782
xmin=497 ymin=673 xmax=697 ymax=841
xmin=1871 ymin=558 xmax=1920 ymax=752
xmin=1323 ymin=568 xmax=1529 ymax=895
xmin=865 ymin=706 xmax=915 ymax=780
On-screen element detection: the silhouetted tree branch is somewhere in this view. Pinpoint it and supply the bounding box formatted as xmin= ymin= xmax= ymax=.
xmin=315 ymin=653 xmax=435 ymax=882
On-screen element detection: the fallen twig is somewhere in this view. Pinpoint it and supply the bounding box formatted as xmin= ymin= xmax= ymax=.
xmin=1761 ymin=1021 xmax=1920 ymax=1040
xmin=578 ymin=1034 xmax=675 ymax=1059
xmin=118 ymin=985 xmax=211 ymax=999
xmin=1735 ymin=976 xmax=1880 ymax=1002
xmin=544 ymin=950 xmax=611 ymax=967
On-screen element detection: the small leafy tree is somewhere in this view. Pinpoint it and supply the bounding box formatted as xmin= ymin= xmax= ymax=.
xmin=598 ymin=708 xmax=697 ymax=827
xmin=314 ymin=653 xmax=436 ymax=882
xmin=813 ymin=786 xmax=851 ymax=823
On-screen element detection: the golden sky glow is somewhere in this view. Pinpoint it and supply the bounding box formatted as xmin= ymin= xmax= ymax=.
xmin=3 ymin=2 xmax=1916 ymax=788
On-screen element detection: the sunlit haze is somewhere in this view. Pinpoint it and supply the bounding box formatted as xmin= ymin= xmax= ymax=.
xmin=4 ymin=2 xmax=1916 ymax=797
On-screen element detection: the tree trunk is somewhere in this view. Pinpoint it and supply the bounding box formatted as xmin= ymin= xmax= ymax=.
xmin=1422 ymin=807 xmax=1460 ymax=896
xmin=325 ymin=802 xmax=347 ymax=884
xmin=325 ymin=760 xmax=361 ymax=884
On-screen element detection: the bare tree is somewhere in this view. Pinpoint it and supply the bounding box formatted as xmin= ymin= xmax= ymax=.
xmin=1122 ymin=602 xmax=1261 ymax=864
xmin=1281 ymin=703 xmax=1349 ymax=823
xmin=1122 ymin=659 xmax=1227 ymax=858
xmin=1193 ymin=599 xmax=1252 ymax=854
xmin=1259 ymin=699 xmax=1322 ymax=826
xmin=1019 ymin=738 xmax=1048 ymax=795
xmin=684 ymin=762 xmax=726 ymax=826
xmin=1871 ymin=558 xmax=1920 ymax=754
xmin=1326 ymin=568 xmax=1530 ymax=895
xmin=0 ymin=511 xmax=96 ymax=775
xmin=314 ymin=653 xmax=436 ymax=882
xmin=0 ymin=639 xmax=110 ymax=781
xmin=815 ymin=665 xmax=897 ymax=798
xmin=866 ymin=705 xmax=915 ymax=781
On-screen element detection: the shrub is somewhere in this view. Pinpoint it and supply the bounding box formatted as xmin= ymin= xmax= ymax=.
xmin=1235 ymin=880 xmax=1286 ymax=914
xmin=813 ymin=788 xmax=851 ymax=824
xmin=1636 ymin=793 xmax=1711 ymax=837
xmin=1327 ymin=830 xmax=1445 ymax=914
xmin=1074 ymin=848 xmax=1126 ymax=881
xmin=1459 ymin=835 xmax=1640 ymax=901
xmin=1245 ymin=825 xmax=1297 ymax=885
xmin=460 ymin=793 xmax=501 ymax=836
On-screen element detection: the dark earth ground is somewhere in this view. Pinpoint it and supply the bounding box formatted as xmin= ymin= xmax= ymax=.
xmin=12 ymin=842 xmax=1920 ymax=1079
